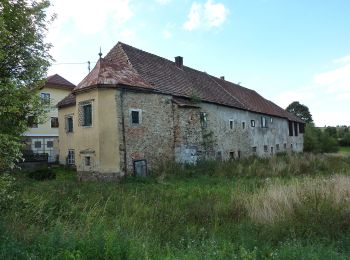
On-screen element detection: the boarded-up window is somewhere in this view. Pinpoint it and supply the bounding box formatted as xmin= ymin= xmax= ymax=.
xmin=288 ymin=121 xmax=293 ymax=136
xmin=134 ymin=160 xmax=147 ymax=177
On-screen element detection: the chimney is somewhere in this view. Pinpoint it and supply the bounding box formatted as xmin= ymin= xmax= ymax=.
xmin=220 ymin=76 xmax=225 ymax=80
xmin=175 ymin=56 xmax=183 ymax=69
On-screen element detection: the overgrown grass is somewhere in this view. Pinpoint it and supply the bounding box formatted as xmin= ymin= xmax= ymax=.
xmin=1 ymin=153 xmax=350 ymax=259
xmin=339 ymin=146 xmax=350 ymax=155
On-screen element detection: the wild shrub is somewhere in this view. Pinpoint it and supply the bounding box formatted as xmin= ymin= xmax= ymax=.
xmin=26 ymin=168 xmax=56 ymax=181
xmin=0 ymin=173 xmax=16 ymax=210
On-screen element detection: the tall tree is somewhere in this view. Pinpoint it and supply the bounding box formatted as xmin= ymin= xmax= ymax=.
xmin=0 ymin=0 xmax=53 ymax=171
xmin=286 ymin=101 xmax=313 ymax=123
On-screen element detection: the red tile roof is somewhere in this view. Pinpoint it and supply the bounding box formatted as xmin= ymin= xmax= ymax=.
xmin=65 ymin=42 xmax=303 ymax=122
xmin=45 ymin=74 xmax=75 ymax=89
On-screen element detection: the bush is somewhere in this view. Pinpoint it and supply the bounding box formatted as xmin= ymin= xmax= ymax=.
xmin=26 ymin=168 xmax=56 ymax=181
xmin=0 ymin=173 xmax=16 ymax=210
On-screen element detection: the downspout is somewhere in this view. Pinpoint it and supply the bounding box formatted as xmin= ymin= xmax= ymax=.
xmin=120 ymin=88 xmax=127 ymax=175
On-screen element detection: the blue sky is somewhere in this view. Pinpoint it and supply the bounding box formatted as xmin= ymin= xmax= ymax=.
xmin=47 ymin=0 xmax=350 ymax=126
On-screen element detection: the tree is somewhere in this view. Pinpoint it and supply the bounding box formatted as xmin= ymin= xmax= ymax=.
xmin=0 ymin=0 xmax=53 ymax=171
xmin=286 ymin=101 xmax=313 ymax=123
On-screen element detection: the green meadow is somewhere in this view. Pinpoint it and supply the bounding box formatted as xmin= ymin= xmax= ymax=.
xmin=1 ymin=153 xmax=350 ymax=259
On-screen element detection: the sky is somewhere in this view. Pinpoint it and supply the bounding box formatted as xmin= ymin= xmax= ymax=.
xmin=46 ymin=0 xmax=350 ymax=127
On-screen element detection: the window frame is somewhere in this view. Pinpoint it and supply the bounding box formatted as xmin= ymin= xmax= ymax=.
xmin=51 ymin=117 xmax=59 ymax=128
xmin=79 ymin=101 xmax=93 ymax=127
xmin=130 ymin=109 xmax=142 ymax=125
xmin=251 ymin=120 xmax=255 ymax=127
xmin=229 ymin=119 xmax=234 ymax=130
xmin=242 ymin=122 xmax=246 ymax=130
xmin=261 ymin=116 xmax=267 ymax=128
xmin=40 ymin=92 xmax=50 ymax=104
xmin=34 ymin=141 xmax=41 ymax=148
xmin=65 ymin=115 xmax=74 ymax=133
xmin=67 ymin=149 xmax=75 ymax=165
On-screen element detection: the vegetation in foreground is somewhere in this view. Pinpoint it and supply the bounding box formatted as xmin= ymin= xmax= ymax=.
xmin=1 ymin=153 xmax=350 ymax=259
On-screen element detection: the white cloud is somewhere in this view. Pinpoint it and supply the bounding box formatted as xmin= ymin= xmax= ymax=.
xmin=183 ymin=0 xmax=228 ymax=31
xmin=314 ymin=63 xmax=350 ymax=85
xmin=204 ymin=0 xmax=228 ymax=27
xmin=183 ymin=2 xmax=202 ymax=31
xmin=333 ymin=55 xmax=350 ymax=64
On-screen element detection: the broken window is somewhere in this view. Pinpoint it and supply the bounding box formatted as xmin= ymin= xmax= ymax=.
xmin=200 ymin=112 xmax=208 ymax=128
xmin=229 ymin=151 xmax=235 ymax=159
xmin=251 ymin=120 xmax=255 ymax=127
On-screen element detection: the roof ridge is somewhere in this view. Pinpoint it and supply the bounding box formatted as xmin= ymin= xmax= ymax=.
xmin=205 ymin=73 xmax=246 ymax=109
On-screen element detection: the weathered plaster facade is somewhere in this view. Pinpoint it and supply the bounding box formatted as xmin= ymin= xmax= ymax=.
xmin=57 ymin=42 xmax=304 ymax=180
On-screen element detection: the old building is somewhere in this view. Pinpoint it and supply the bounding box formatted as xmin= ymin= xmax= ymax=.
xmin=58 ymin=42 xmax=304 ymax=179
xmin=25 ymin=74 xmax=75 ymax=162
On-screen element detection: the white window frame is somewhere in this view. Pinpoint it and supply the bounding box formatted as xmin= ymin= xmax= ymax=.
xmin=130 ymin=109 xmax=142 ymax=125
xmin=67 ymin=150 xmax=75 ymax=165
xmin=251 ymin=120 xmax=255 ymax=127
xmin=229 ymin=119 xmax=234 ymax=130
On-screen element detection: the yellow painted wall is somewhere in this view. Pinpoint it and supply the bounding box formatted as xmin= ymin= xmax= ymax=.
xmin=25 ymin=86 xmax=72 ymax=136
xmin=58 ymin=88 xmax=121 ymax=174
xmin=58 ymin=105 xmax=75 ymax=164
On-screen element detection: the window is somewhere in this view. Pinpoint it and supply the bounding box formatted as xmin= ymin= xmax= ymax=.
xmin=261 ymin=116 xmax=267 ymax=128
xmin=131 ymin=110 xmax=140 ymax=124
xmin=294 ymin=122 xmax=299 ymax=136
xmin=229 ymin=120 xmax=234 ymax=130
xmin=79 ymin=101 xmax=92 ymax=127
xmin=237 ymin=150 xmax=241 ymax=159
xmin=299 ymin=123 xmax=305 ymax=134
xmin=216 ymin=151 xmax=222 ymax=161
xmin=291 ymin=144 xmax=293 ymax=150
xmin=252 ymin=146 xmax=257 ymax=153
xmin=229 ymin=151 xmax=235 ymax=159
xmin=51 ymin=117 xmax=59 ymax=128
xmin=242 ymin=122 xmax=246 ymax=130
xmin=264 ymin=145 xmax=268 ymax=152
xmin=66 ymin=116 xmax=73 ymax=132
xmin=28 ymin=116 xmax=38 ymax=128
xmin=284 ymin=143 xmax=287 ymax=149
xmin=288 ymin=121 xmax=293 ymax=136
xmin=47 ymin=141 xmax=53 ymax=148
xmin=40 ymin=93 xmax=50 ymax=104
xmin=271 ymin=147 xmax=274 ymax=154
xmin=67 ymin=150 xmax=75 ymax=165
xmin=34 ymin=141 xmax=41 ymax=148
xmin=85 ymin=156 xmax=91 ymax=166
xmin=276 ymin=144 xmax=280 ymax=151
xmin=251 ymin=120 xmax=255 ymax=127
xmin=270 ymin=117 xmax=273 ymax=124
xmin=200 ymin=112 xmax=208 ymax=128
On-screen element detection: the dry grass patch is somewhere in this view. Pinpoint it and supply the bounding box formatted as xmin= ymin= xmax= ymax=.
xmin=248 ymin=175 xmax=350 ymax=225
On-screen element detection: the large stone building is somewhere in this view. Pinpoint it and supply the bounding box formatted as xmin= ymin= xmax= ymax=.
xmin=25 ymin=74 xmax=75 ymax=162
xmin=58 ymin=42 xmax=304 ymax=179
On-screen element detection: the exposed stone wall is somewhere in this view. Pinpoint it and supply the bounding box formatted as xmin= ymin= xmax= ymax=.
xmin=173 ymin=106 xmax=203 ymax=163
xmin=116 ymin=90 xmax=175 ymax=173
